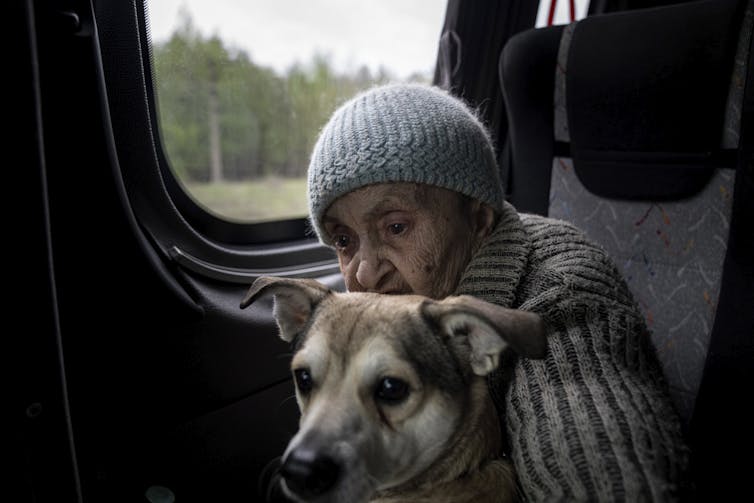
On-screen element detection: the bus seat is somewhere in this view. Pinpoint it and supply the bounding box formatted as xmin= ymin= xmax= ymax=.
xmin=499 ymin=0 xmax=753 ymax=497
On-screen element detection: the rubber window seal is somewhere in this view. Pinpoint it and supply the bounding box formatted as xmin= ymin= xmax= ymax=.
xmin=169 ymin=246 xmax=341 ymax=284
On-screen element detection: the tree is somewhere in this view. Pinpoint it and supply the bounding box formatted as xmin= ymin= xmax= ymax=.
xmin=153 ymin=11 xmax=210 ymax=181
xmin=152 ymin=9 xmax=432 ymax=185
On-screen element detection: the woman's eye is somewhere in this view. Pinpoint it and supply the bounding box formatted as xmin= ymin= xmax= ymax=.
xmin=333 ymin=234 xmax=351 ymax=249
xmin=294 ymin=368 xmax=314 ymax=395
xmin=375 ymin=377 xmax=409 ymax=404
xmin=387 ymin=223 xmax=407 ymax=235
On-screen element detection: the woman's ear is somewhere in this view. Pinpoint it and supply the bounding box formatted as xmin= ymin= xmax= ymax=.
xmin=470 ymin=200 xmax=497 ymax=241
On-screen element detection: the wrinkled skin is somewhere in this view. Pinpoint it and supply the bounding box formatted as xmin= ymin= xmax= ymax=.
xmin=323 ymin=183 xmax=496 ymax=299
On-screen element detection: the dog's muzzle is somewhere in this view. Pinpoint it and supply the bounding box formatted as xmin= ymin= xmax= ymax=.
xmin=280 ymin=446 xmax=340 ymax=499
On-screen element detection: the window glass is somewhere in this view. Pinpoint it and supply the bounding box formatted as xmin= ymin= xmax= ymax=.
xmin=535 ymin=0 xmax=590 ymax=27
xmin=146 ymin=0 xmax=447 ymax=223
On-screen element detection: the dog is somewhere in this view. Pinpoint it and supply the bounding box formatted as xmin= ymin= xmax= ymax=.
xmin=241 ymin=276 xmax=547 ymax=503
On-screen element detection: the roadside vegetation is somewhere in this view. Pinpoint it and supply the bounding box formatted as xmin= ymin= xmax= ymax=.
xmin=152 ymin=8 xmax=429 ymax=221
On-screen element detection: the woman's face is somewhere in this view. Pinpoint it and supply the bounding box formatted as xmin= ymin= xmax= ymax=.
xmin=323 ymin=183 xmax=489 ymax=299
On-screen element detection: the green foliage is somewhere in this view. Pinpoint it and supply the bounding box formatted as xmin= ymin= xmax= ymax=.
xmin=152 ymin=10 xmax=430 ymax=183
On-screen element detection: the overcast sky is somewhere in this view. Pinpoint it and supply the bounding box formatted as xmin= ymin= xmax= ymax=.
xmin=146 ymin=0 xmax=590 ymax=78
xmin=146 ymin=0 xmax=448 ymax=79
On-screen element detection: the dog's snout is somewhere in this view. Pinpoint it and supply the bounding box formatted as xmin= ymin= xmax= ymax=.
xmin=280 ymin=447 xmax=340 ymax=499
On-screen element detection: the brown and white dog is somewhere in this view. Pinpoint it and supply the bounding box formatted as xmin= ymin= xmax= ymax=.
xmin=241 ymin=276 xmax=547 ymax=503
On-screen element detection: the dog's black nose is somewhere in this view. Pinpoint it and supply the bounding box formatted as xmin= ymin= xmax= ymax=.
xmin=279 ymin=448 xmax=340 ymax=498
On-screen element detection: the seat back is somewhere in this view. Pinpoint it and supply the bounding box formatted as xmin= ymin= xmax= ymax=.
xmin=500 ymin=0 xmax=752 ymax=435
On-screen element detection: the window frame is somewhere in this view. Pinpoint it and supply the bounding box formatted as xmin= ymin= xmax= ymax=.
xmin=95 ymin=0 xmax=340 ymax=282
xmin=142 ymin=0 xmax=315 ymax=246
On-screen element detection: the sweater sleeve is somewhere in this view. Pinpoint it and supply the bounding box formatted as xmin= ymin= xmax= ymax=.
xmin=497 ymin=219 xmax=690 ymax=502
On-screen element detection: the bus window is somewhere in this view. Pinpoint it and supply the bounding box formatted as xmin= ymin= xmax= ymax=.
xmin=146 ymin=0 xmax=447 ymax=224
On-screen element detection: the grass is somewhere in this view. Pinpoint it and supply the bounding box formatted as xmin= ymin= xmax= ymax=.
xmin=183 ymin=177 xmax=309 ymax=223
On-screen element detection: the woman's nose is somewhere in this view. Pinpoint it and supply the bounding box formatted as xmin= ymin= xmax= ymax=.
xmin=353 ymin=248 xmax=389 ymax=292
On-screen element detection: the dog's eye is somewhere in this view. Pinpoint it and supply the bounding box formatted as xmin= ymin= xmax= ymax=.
xmin=375 ymin=377 xmax=409 ymax=404
xmin=294 ymin=368 xmax=314 ymax=394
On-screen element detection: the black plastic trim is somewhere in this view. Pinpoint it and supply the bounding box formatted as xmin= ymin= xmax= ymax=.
xmin=169 ymin=246 xmax=341 ymax=284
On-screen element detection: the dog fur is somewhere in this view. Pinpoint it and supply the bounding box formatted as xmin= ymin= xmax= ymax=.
xmin=241 ymin=276 xmax=547 ymax=503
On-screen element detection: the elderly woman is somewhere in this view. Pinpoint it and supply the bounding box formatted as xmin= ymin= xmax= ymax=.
xmin=305 ymin=83 xmax=689 ymax=501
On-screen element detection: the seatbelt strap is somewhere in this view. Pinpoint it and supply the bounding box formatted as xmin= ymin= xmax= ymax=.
xmin=689 ymin=2 xmax=754 ymax=497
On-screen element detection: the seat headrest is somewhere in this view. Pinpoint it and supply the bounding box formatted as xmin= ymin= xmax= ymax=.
xmin=562 ymin=0 xmax=747 ymax=200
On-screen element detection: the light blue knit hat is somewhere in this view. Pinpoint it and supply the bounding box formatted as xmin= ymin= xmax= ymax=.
xmin=307 ymin=83 xmax=504 ymax=244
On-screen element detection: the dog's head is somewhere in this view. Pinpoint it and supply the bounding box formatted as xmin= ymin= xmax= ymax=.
xmin=241 ymin=276 xmax=546 ymax=503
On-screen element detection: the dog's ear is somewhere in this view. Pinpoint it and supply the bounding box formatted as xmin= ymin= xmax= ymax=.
xmin=421 ymin=295 xmax=547 ymax=376
xmin=240 ymin=276 xmax=331 ymax=342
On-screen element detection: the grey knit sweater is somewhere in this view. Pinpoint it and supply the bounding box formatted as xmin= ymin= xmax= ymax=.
xmin=455 ymin=202 xmax=689 ymax=502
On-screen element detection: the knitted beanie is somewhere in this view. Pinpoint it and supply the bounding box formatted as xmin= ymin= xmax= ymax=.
xmin=307 ymin=83 xmax=504 ymax=243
